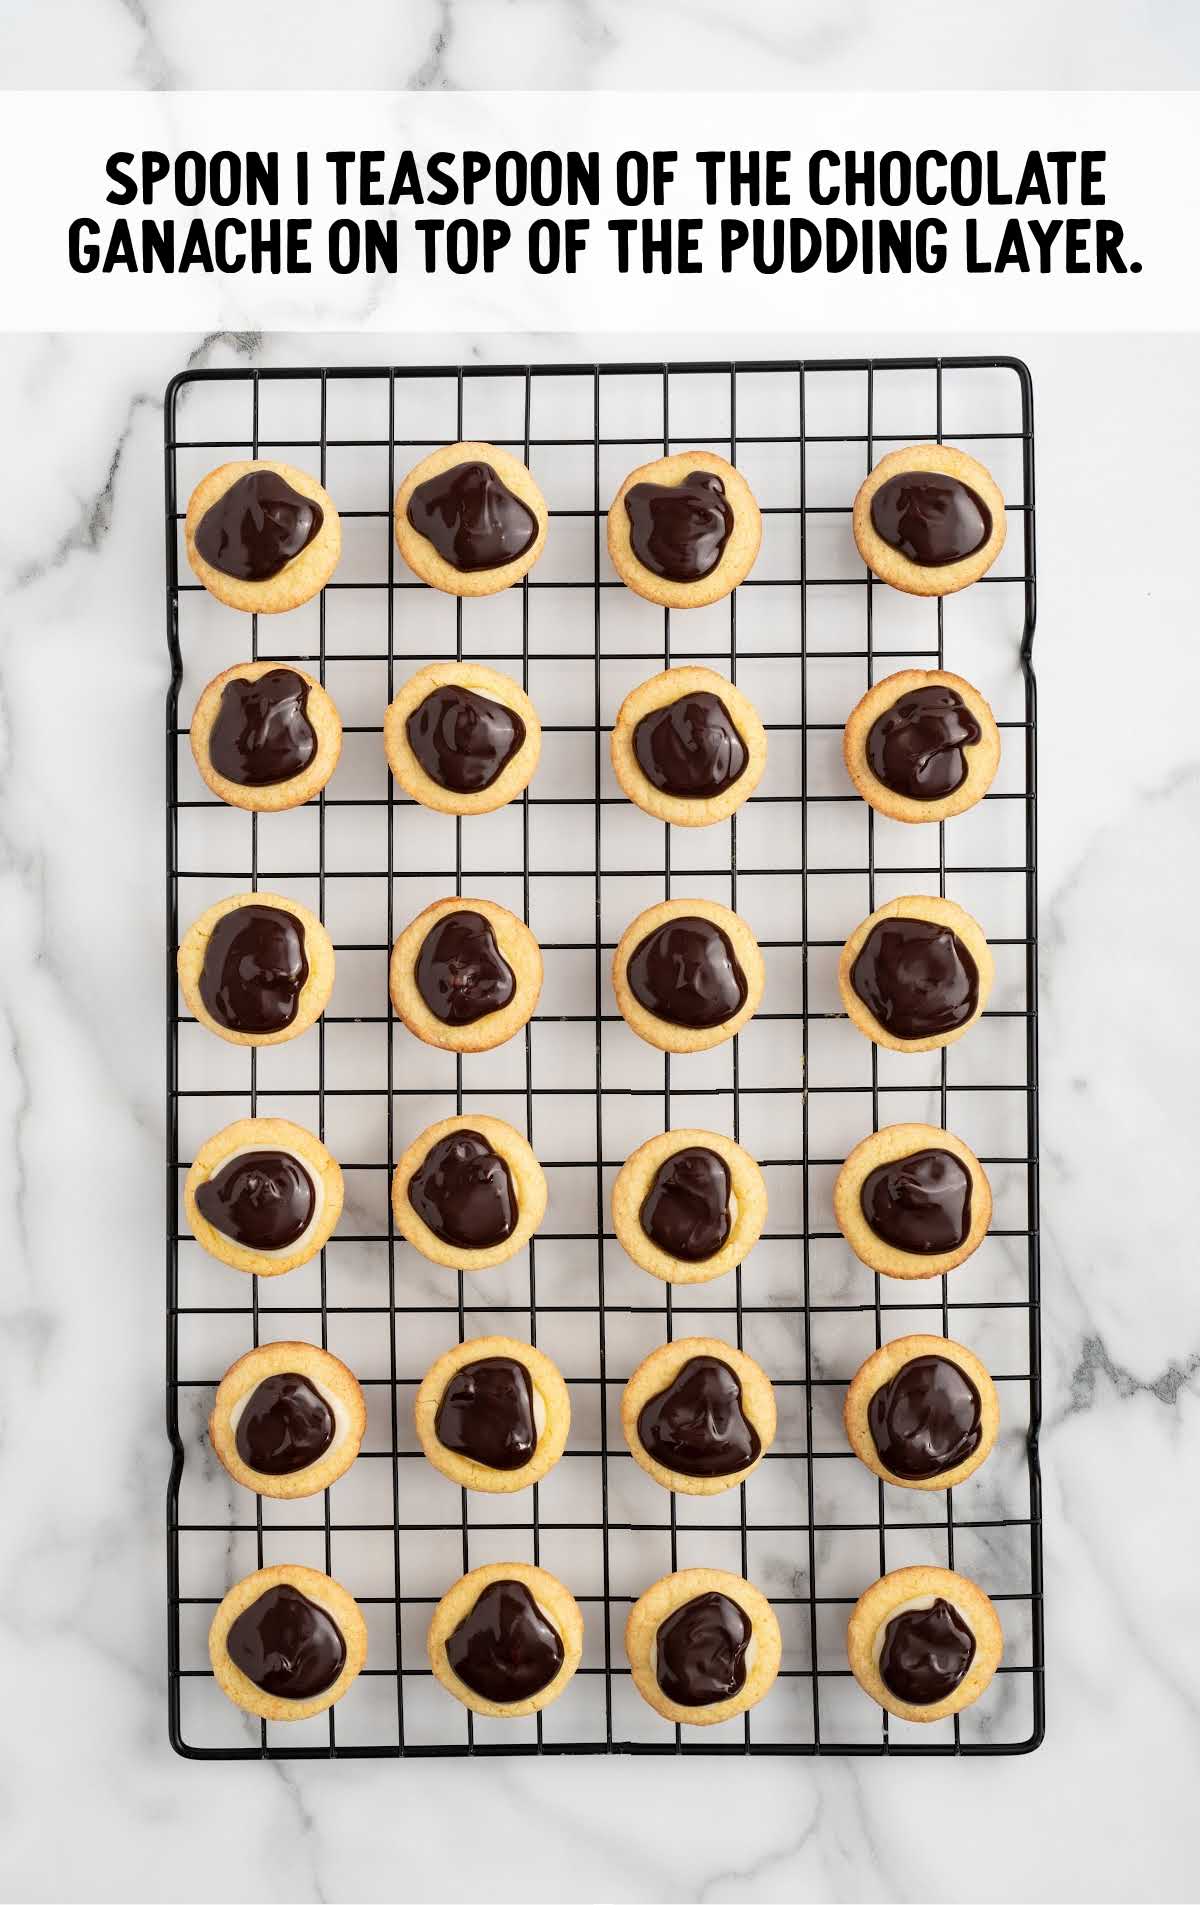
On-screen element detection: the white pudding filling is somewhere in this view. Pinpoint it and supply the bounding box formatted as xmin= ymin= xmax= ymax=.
xmin=228 ymin=1370 xmax=354 ymax=1468
xmin=204 ymin=1144 xmax=325 ymax=1260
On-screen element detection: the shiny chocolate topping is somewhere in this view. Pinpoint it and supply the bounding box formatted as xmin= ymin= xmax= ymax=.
xmin=415 ymin=911 xmax=516 ymax=1026
xmin=406 ymin=684 xmax=526 ymax=795
xmin=639 ymin=1147 xmax=731 ymax=1261
xmin=194 ymin=1149 xmax=316 ymax=1252
xmin=225 ymin=1584 xmax=345 ymax=1700
xmin=866 ymin=685 xmax=982 ymax=801
xmin=878 ymin=1598 xmax=976 ymax=1705
xmin=208 ymin=669 xmax=317 ymax=788
xmin=627 ymin=917 xmax=748 ymax=1029
xmin=407 ymin=460 xmax=537 ymax=573
xmin=869 ymin=471 xmax=992 ymax=568
xmin=633 ymin=691 xmax=748 ymax=799
xmin=850 ymin=916 xmax=978 ymax=1040
xmin=195 ymin=469 xmax=323 ymax=583
xmin=408 ymin=1130 xmax=516 ymax=1249
xmin=656 ymin=1591 xmax=752 ymax=1707
xmin=637 ymin=1355 xmax=761 ymax=1478
xmin=867 ymin=1355 xmax=982 ymax=1481
xmin=235 ymin=1372 xmax=335 ymax=1475
xmin=624 ymin=471 xmax=734 ymax=583
xmin=445 ymin=1579 xmax=564 ymax=1703
xmin=861 ymin=1148 xmax=972 ymax=1255
xmin=197 ymin=904 xmax=309 ymax=1035
xmin=435 ymin=1356 xmax=536 ymax=1470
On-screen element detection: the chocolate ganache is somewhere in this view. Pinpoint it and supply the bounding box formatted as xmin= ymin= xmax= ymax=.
xmin=195 ymin=470 xmax=323 ymax=583
xmin=446 ymin=1580 xmax=563 ymax=1702
xmin=866 ymin=684 xmax=982 ymax=801
xmin=408 ymin=1130 xmax=516 ymax=1249
xmin=235 ymin=1373 xmax=335 ymax=1476
xmin=415 ymin=911 xmax=516 ymax=1026
xmin=637 ymin=1356 xmax=761 ymax=1478
xmin=407 ymin=461 xmax=537 ymax=572
xmin=850 ymin=916 xmax=978 ymax=1040
xmin=627 ymin=917 xmax=748 ymax=1029
xmin=869 ymin=472 xmax=991 ymax=568
xmin=878 ymin=1598 xmax=976 ymax=1705
xmin=435 ymin=1357 xmax=536 ymax=1470
xmin=406 ymin=684 xmax=526 ymax=795
xmin=633 ymin=691 xmax=748 ymax=798
xmin=656 ymin=1591 xmax=752 ymax=1707
xmin=860 ymin=1148 xmax=972 ymax=1255
xmin=639 ymin=1146 xmax=731 ymax=1260
xmin=867 ymin=1355 xmax=982 ymax=1481
xmin=624 ymin=471 xmax=734 ymax=583
xmin=226 ymin=1584 xmax=345 ymax=1699
xmin=195 ymin=1149 xmax=316 ymax=1252
xmin=208 ymin=669 xmax=317 ymax=787
xmin=198 ymin=905 xmax=310 ymax=1035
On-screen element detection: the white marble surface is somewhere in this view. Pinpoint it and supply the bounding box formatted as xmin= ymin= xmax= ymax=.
xmin=0 ymin=323 xmax=1198 ymax=1904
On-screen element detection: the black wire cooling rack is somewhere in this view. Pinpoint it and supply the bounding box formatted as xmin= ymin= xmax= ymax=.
xmin=164 ymin=355 xmax=1043 ymax=1759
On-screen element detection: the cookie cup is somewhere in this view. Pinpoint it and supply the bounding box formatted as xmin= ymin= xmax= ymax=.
xmin=833 ymin=1123 xmax=991 ymax=1280
xmin=625 ymin=1568 xmax=781 ymax=1727
xmin=607 ymin=451 xmax=762 ymax=610
xmin=621 ymin=1337 xmax=776 ymax=1497
xmin=209 ymin=1341 xmax=366 ymax=1498
xmin=184 ymin=1116 xmax=343 ymax=1277
xmin=209 ymin=1564 xmax=367 ymax=1723
xmin=394 ymin=442 xmax=547 ymax=597
xmin=838 ymin=894 xmax=993 ymax=1054
xmin=612 ymin=1128 xmax=767 ymax=1286
xmin=190 ymin=661 xmax=342 ymax=813
xmin=847 ymin=1565 xmax=1003 ymax=1722
xmin=392 ymin=1114 xmax=546 ymax=1272
xmin=843 ymin=669 xmax=1000 ymax=824
xmin=384 ymin=661 xmax=541 ymax=816
xmin=428 ymin=1562 xmax=583 ymax=1718
xmin=185 ymin=460 xmax=341 ymax=614
xmin=844 ymin=1334 xmax=999 ymax=1492
xmin=177 ymin=892 xmax=335 ymax=1047
xmin=389 ymin=898 xmax=542 ymax=1054
xmin=613 ymin=898 xmax=764 ymax=1054
xmin=851 ymin=445 xmax=1006 ymax=598
xmin=611 ymin=666 xmax=767 ymax=827
xmin=415 ymin=1335 xmax=570 ymax=1493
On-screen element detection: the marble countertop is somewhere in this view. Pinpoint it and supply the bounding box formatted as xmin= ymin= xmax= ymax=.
xmin=0 ymin=323 xmax=1197 ymax=1903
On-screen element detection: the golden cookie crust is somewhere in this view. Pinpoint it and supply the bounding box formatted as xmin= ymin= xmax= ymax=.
xmin=414 ymin=1334 xmax=570 ymax=1493
xmin=613 ymin=898 xmax=765 ymax=1054
xmin=607 ymin=451 xmax=762 ymax=610
xmin=184 ymin=1116 xmax=344 ymax=1277
xmin=209 ymin=1340 xmax=366 ymax=1498
xmin=394 ymin=442 xmax=548 ymax=598
xmin=428 ymin=1562 xmax=583 ymax=1718
xmin=612 ymin=1128 xmax=767 ymax=1285
xmin=190 ymin=661 xmax=343 ymax=814
xmin=838 ymin=894 xmax=994 ymax=1054
xmin=625 ymin=1567 xmax=782 ymax=1727
xmin=621 ymin=1336 xmax=776 ymax=1497
xmin=209 ymin=1564 xmax=368 ymax=1723
xmin=847 ymin=1565 xmax=1003 ymax=1722
xmin=843 ymin=669 xmax=1000 ymax=824
xmin=177 ymin=891 xmax=335 ymax=1047
xmin=611 ymin=666 xmax=767 ymax=828
xmin=843 ymin=1334 xmax=999 ymax=1492
xmin=392 ymin=1113 xmax=546 ymax=1272
xmin=851 ymin=445 xmax=1006 ymax=598
xmin=389 ymin=897 xmax=542 ymax=1053
xmin=383 ymin=661 xmax=541 ymax=816
xmin=833 ymin=1122 xmax=991 ymax=1281
xmin=184 ymin=461 xmax=341 ymax=615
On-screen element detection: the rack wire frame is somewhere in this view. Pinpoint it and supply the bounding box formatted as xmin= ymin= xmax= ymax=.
xmin=164 ymin=355 xmax=1044 ymax=1760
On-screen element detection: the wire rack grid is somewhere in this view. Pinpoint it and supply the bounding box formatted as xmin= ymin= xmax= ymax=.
xmin=165 ymin=354 xmax=1043 ymax=1760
